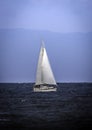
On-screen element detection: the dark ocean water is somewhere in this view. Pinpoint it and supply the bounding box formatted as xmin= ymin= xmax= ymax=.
xmin=0 ymin=83 xmax=92 ymax=130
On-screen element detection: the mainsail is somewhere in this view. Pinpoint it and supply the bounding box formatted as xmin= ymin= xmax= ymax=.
xmin=35 ymin=41 xmax=57 ymax=86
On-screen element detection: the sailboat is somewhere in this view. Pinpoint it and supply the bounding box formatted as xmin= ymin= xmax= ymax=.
xmin=33 ymin=41 xmax=57 ymax=92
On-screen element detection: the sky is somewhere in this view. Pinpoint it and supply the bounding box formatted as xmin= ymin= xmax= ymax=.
xmin=0 ymin=0 xmax=92 ymax=32
xmin=0 ymin=0 xmax=92 ymax=83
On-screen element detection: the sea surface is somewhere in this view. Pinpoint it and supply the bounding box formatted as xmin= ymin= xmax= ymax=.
xmin=0 ymin=83 xmax=92 ymax=130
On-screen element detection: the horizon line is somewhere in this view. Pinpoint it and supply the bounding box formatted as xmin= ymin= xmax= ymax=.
xmin=0 ymin=82 xmax=92 ymax=84
xmin=0 ymin=28 xmax=92 ymax=34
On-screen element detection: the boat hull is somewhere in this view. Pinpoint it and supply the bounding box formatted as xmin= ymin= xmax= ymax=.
xmin=33 ymin=85 xmax=57 ymax=92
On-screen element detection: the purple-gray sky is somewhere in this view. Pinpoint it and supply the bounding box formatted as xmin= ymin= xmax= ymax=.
xmin=0 ymin=0 xmax=92 ymax=83
xmin=0 ymin=0 xmax=92 ymax=32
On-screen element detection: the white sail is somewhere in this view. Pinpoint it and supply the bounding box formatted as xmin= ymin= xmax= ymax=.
xmin=35 ymin=41 xmax=57 ymax=86
xmin=35 ymin=45 xmax=43 ymax=85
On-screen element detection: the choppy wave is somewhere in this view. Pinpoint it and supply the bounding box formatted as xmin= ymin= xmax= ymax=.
xmin=0 ymin=83 xmax=92 ymax=129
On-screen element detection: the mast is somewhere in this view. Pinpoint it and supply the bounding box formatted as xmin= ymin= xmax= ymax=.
xmin=42 ymin=40 xmax=45 ymax=48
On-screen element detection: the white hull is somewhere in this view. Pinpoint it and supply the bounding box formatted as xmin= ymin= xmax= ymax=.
xmin=33 ymin=85 xmax=57 ymax=92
